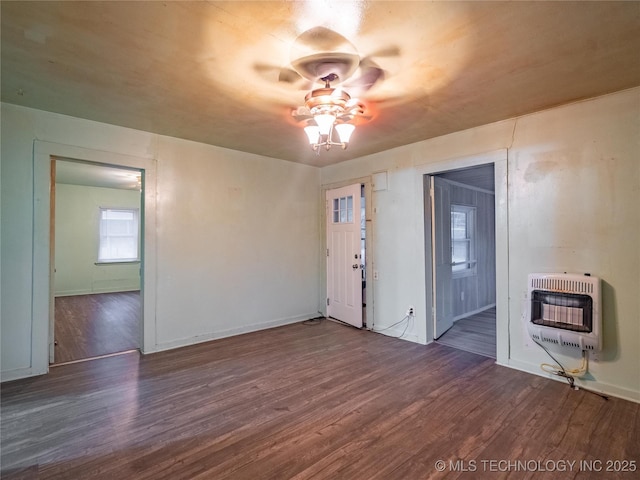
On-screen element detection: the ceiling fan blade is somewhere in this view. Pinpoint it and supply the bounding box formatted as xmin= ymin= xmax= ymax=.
xmin=254 ymin=63 xmax=293 ymax=82
xmin=291 ymin=106 xmax=313 ymax=122
xmin=290 ymin=52 xmax=360 ymax=84
xmin=366 ymin=45 xmax=401 ymax=59
xmin=290 ymin=27 xmax=358 ymax=60
xmin=337 ymin=112 xmax=373 ymax=125
xmin=366 ymin=94 xmax=409 ymax=109
xmin=345 ymin=46 xmax=400 ymax=93
xmin=344 ymin=58 xmax=385 ymax=92
xmin=278 ymin=68 xmax=304 ymax=84
xmin=254 ymin=63 xmax=313 ymax=90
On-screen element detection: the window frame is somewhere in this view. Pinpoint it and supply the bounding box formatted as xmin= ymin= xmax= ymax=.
xmin=451 ymin=204 xmax=477 ymax=278
xmin=97 ymin=207 xmax=140 ymax=264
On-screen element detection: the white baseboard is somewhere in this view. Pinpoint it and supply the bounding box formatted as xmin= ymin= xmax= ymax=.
xmin=1 ymin=365 xmax=48 ymax=383
xmin=453 ymin=303 xmax=496 ymax=322
xmin=55 ymin=287 xmax=140 ymax=297
xmin=148 ymin=313 xmax=317 ymax=354
xmin=501 ymin=358 xmax=640 ymax=404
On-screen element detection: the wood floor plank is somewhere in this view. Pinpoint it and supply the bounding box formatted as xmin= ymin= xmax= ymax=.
xmin=437 ymin=307 xmax=496 ymax=358
xmin=1 ymin=320 xmax=638 ymax=479
xmin=54 ymin=291 xmax=140 ymax=364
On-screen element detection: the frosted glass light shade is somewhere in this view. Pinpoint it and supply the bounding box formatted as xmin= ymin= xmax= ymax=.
xmin=314 ymin=114 xmax=336 ymax=135
xmin=304 ymin=125 xmax=320 ymax=144
xmin=335 ymin=123 xmax=356 ymax=143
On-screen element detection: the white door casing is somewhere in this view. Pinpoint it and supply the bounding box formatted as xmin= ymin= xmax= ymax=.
xmin=326 ymin=184 xmax=363 ymax=328
xmin=432 ymin=176 xmax=454 ymax=339
xmin=26 ymin=140 xmax=158 ymax=382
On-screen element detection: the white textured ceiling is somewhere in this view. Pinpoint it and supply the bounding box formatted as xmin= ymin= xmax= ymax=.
xmin=2 ymin=1 xmax=639 ymax=166
xmin=55 ymin=160 xmax=141 ymax=191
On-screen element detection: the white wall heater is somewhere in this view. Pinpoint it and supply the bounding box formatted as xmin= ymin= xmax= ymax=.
xmin=526 ymin=273 xmax=602 ymax=351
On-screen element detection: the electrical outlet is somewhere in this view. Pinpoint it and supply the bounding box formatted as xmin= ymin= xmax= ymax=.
xmin=407 ymin=306 xmax=414 ymax=317
xmin=373 ymin=270 xmax=379 ymax=280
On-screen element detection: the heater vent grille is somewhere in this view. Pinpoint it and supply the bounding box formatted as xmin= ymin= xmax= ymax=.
xmin=530 ymin=277 xmax=593 ymax=294
xmin=526 ymin=273 xmax=602 ymax=351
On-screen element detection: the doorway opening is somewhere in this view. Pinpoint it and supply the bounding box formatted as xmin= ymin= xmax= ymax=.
xmin=50 ymin=158 xmax=143 ymax=365
xmin=325 ymin=182 xmax=367 ymax=329
xmin=428 ymin=164 xmax=497 ymax=358
xmin=360 ymin=184 xmax=367 ymax=327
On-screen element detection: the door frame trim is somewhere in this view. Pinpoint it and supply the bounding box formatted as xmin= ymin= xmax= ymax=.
xmin=32 ymin=141 xmax=158 ymax=377
xmin=49 ymin=159 xmax=143 ymax=363
xmin=417 ymin=149 xmax=508 ymax=365
xmin=321 ymin=177 xmax=373 ymax=329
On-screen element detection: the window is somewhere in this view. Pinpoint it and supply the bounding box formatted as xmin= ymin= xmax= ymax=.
xmin=333 ymin=195 xmax=353 ymax=223
xmin=451 ymin=204 xmax=476 ymax=276
xmin=98 ymin=208 xmax=139 ymax=262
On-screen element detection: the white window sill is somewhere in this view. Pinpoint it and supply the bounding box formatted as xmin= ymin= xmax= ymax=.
xmin=95 ymin=260 xmax=140 ymax=266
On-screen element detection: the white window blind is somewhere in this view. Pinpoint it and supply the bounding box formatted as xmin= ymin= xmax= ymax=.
xmin=98 ymin=208 xmax=139 ymax=262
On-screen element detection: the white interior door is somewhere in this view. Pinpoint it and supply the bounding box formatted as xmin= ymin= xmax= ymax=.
xmin=326 ymin=184 xmax=363 ymax=328
xmin=49 ymin=159 xmax=56 ymax=363
xmin=432 ymin=176 xmax=454 ymax=338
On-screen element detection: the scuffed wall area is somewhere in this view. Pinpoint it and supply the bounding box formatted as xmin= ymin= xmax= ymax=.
xmin=505 ymin=95 xmax=639 ymax=400
xmin=321 ymin=88 xmax=640 ymax=401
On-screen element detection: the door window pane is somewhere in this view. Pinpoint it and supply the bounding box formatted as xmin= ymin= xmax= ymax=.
xmin=333 ymin=195 xmax=354 ymax=224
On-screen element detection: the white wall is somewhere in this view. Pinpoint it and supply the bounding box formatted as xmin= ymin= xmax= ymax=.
xmin=321 ymin=88 xmax=640 ymax=402
xmin=2 ymin=89 xmax=638 ymax=402
xmin=55 ymin=184 xmax=141 ymax=296
xmin=1 ymin=103 xmax=321 ymax=379
xmin=153 ymin=135 xmax=321 ymax=348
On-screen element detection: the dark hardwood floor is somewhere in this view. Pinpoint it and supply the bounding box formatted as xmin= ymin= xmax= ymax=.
xmin=437 ymin=307 xmax=496 ymax=358
xmin=2 ymin=320 xmax=638 ymax=479
xmin=54 ymin=291 xmax=140 ymax=364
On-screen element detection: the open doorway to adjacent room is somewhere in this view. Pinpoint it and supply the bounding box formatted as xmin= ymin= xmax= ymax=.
xmin=51 ymin=159 xmax=143 ymax=364
xmin=428 ymin=163 xmax=497 ymax=358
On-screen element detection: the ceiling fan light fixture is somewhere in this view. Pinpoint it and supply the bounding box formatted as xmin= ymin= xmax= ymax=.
xmin=298 ymin=74 xmax=360 ymax=154
xmin=304 ymin=125 xmax=320 ymax=145
xmin=335 ymin=123 xmax=356 ymax=145
xmin=313 ymin=113 xmax=336 ymax=135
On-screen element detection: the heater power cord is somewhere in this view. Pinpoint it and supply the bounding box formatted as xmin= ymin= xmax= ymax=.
xmin=540 ymin=350 xmax=588 ymax=378
xmin=532 ymin=337 xmax=608 ymax=400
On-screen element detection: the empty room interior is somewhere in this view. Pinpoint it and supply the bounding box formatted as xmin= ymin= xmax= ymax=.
xmin=1 ymin=2 xmax=639 ymax=479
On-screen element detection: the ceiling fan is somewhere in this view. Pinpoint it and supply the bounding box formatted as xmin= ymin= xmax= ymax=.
xmin=255 ymin=27 xmax=400 ymax=152
xmin=257 ymin=27 xmax=393 ymax=89
xmin=255 ymin=27 xmax=399 ymax=120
